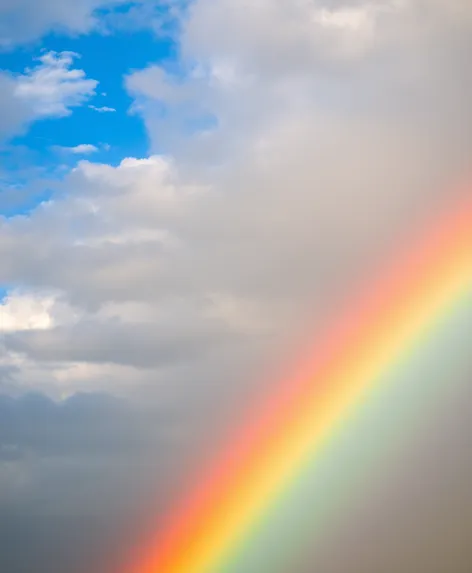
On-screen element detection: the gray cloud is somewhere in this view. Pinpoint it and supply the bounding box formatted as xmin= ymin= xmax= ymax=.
xmin=0 ymin=0 xmax=124 ymax=47
xmin=0 ymin=390 xmax=220 ymax=573
xmin=0 ymin=73 xmax=33 ymax=140
xmin=5 ymin=317 xmax=242 ymax=368
xmin=1 ymin=337 xmax=472 ymax=573
xmin=0 ymin=0 xmax=187 ymax=48
xmin=0 ymin=392 xmax=142 ymax=573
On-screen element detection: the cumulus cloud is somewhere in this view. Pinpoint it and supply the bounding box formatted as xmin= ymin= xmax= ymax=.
xmin=15 ymin=51 xmax=98 ymax=117
xmin=0 ymin=291 xmax=59 ymax=331
xmin=0 ymin=51 xmax=98 ymax=142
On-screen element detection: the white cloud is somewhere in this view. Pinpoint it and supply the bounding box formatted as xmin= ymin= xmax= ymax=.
xmin=57 ymin=144 xmax=99 ymax=155
xmin=179 ymin=0 xmax=400 ymax=78
xmin=15 ymin=51 xmax=98 ymax=118
xmin=0 ymin=291 xmax=56 ymax=332
xmin=89 ymin=105 xmax=116 ymax=113
xmin=0 ymin=51 xmax=98 ymax=142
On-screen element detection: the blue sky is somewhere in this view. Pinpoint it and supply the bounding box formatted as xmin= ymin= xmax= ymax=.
xmin=0 ymin=21 xmax=178 ymax=219
xmin=0 ymin=5 xmax=183 ymax=303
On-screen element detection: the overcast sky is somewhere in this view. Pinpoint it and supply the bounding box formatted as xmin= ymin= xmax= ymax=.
xmin=0 ymin=1 xmax=471 ymax=572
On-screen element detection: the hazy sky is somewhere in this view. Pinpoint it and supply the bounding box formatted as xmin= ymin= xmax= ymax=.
xmin=0 ymin=1 xmax=471 ymax=572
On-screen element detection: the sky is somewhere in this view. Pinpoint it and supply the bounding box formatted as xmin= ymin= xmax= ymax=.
xmin=0 ymin=1 xmax=471 ymax=572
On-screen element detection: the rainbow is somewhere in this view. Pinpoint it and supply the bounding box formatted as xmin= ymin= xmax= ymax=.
xmin=128 ymin=188 xmax=471 ymax=573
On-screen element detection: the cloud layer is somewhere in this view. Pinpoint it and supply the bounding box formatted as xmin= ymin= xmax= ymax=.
xmin=2 ymin=0 xmax=472 ymax=396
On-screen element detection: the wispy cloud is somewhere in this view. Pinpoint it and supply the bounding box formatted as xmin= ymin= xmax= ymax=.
xmin=89 ymin=104 xmax=116 ymax=113
xmin=14 ymin=51 xmax=97 ymax=117
xmin=56 ymin=143 xmax=100 ymax=155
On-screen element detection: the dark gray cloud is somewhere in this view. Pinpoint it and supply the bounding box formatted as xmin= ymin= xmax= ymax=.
xmin=0 ymin=391 xmax=207 ymax=573
xmin=0 ymin=384 xmax=260 ymax=573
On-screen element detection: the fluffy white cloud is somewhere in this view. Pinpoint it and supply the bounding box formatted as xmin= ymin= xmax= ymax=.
xmin=0 ymin=51 xmax=98 ymax=141
xmin=0 ymin=291 xmax=57 ymax=331
xmin=14 ymin=51 xmax=97 ymax=117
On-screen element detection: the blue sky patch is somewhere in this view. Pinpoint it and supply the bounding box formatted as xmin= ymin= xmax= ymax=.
xmin=0 ymin=24 xmax=179 ymax=219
